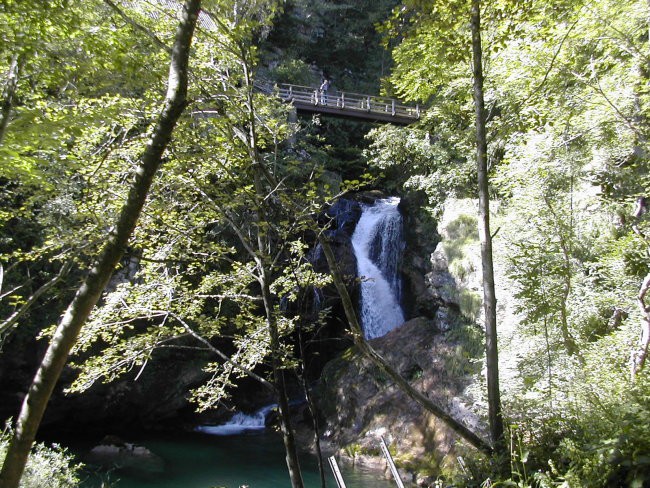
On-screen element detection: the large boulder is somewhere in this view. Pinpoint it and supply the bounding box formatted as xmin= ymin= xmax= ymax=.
xmin=316 ymin=317 xmax=485 ymax=479
xmin=323 ymin=198 xmax=362 ymax=234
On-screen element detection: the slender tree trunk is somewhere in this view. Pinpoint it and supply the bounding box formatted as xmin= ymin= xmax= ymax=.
xmin=297 ymin=320 xmax=326 ymax=488
xmin=317 ymin=234 xmax=492 ymax=453
xmin=262 ymin=280 xmax=305 ymax=488
xmin=241 ymin=35 xmax=304 ymax=482
xmin=0 ymin=2 xmax=201 ymax=486
xmin=470 ymin=0 xmax=505 ymax=452
xmin=542 ymin=195 xmax=580 ymax=358
xmin=255 ymin=222 xmax=304 ymax=488
xmin=0 ymin=53 xmax=23 ymax=146
xmin=631 ymin=272 xmax=650 ymax=378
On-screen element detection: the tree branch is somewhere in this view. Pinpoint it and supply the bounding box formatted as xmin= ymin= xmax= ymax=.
xmin=0 ymin=261 xmax=73 ymax=338
xmin=102 ymin=0 xmax=172 ymax=55
xmin=521 ymin=16 xmax=580 ymax=106
xmin=166 ymin=312 xmax=276 ymax=392
xmin=0 ymin=2 xmax=201 ymax=486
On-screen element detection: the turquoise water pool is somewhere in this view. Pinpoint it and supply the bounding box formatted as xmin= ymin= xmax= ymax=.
xmin=80 ymin=431 xmax=401 ymax=488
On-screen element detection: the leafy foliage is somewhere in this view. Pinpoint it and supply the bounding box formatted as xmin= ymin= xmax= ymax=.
xmin=0 ymin=424 xmax=82 ymax=488
xmin=0 ymin=0 xmax=174 ymax=344
xmin=52 ymin=0 xmax=337 ymax=420
xmin=382 ymin=0 xmax=650 ymax=484
xmin=3 ymin=0 xmax=650 ymax=485
xmin=264 ymin=0 xmax=399 ymax=92
xmin=364 ymin=122 xmax=475 ymax=215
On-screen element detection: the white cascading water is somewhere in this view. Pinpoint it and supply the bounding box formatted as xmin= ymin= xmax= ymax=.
xmin=195 ymin=403 xmax=277 ymax=436
xmin=351 ymin=197 xmax=405 ymax=339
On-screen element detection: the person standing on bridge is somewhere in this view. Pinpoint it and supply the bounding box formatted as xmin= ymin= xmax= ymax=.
xmin=319 ymin=78 xmax=330 ymax=105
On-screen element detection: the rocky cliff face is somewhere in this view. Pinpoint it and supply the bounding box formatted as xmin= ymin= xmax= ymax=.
xmin=314 ymin=195 xmax=488 ymax=484
xmin=399 ymin=192 xmax=442 ymax=319
xmin=316 ymin=318 xmax=485 ymax=482
xmin=40 ymin=349 xmax=212 ymax=436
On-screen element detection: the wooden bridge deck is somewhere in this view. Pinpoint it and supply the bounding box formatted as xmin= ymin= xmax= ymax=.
xmin=260 ymin=82 xmax=421 ymax=125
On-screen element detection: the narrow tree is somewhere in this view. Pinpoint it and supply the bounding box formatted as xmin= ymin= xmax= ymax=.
xmin=470 ymin=0 xmax=505 ymax=452
xmin=0 ymin=54 xmax=22 ymax=146
xmin=0 ymin=1 xmax=201 ymax=486
xmin=385 ymin=0 xmax=506 ymax=452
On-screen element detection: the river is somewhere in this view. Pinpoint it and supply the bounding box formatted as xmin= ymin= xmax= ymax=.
xmin=79 ymin=431 xmax=401 ymax=488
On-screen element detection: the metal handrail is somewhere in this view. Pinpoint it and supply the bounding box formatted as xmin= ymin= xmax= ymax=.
xmin=256 ymin=81 xmax=421 ymax=121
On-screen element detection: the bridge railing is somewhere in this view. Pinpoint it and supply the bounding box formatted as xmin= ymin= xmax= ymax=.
xmin=256 ymin=81 xmax=420 ymax=121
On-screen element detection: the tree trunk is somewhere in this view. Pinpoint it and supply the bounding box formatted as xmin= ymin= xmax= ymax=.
xmin=0 ymin=53 xmax=23 ymax=146
xmin=631 ymin=272 xmax=650 ymax=378
xmin=244 ymin=47 xmax=305 ymax=486
xmin=0 ymin=2 xmax=201 ymax=486
xmin=541 ymin=194 xmax=580 ymax=359
xmin=470 ymin=0 xmax=505 ymax=452
xmin=253 ymin=219 xmax=304 ymax=488
xmin=265 ymin=294 xmax=306 ymax=488
xmin=252 ymin=192 xmax=305 ymax=488
xmin=317 ymin=234 xmax=492 ymax=454
xmin=297 ymin=320 xmax=326 ymax=488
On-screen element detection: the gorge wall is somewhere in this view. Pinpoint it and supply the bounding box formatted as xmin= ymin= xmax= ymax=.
xmin=314 ymin=192 xmax=488 ymax=483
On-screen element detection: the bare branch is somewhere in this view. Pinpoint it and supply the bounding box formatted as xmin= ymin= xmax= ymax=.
xmin=167 ymin=311 xmax=275 ymax=392
xmin=0 ymin=283 xmax=26 ymax=301
xmin=0 ymin=261 xmax=73 ymax=337
xmin=522 ymin=16 xmax=581 ymax=106
xmin=102 ymin=0 xmax=172 ymax=54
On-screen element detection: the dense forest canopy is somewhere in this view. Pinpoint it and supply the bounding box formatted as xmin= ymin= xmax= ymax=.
xmin=1 ymin=0 xmax=649 ymax=487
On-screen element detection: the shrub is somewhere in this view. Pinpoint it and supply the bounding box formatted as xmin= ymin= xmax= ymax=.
xmin=0 ymin=425 xmax=83 ymax=488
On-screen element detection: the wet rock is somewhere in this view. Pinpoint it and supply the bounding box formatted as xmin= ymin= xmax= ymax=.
xmin=355 ymin=190 xmax=387 ymax=204
xmin=310 ymin=228 xmax=358 ymax=279
xmin=324 ymin=198 xmax=362 ymax=234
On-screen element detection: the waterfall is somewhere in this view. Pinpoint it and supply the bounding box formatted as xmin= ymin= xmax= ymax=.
xmin=351 ymin=197 xmax=405 ymax=339
xmin=195 ymin=403 xmax=277 ymax=436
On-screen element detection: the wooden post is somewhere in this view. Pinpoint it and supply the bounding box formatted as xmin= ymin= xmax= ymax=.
xmin=391 ymin=99 xmax=396 ymax=116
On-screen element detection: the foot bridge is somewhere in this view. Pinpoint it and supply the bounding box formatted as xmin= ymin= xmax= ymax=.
xmin=257 ymin=81 xmax=421 ymax=125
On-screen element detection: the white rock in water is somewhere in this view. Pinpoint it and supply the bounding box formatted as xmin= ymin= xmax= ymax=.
xmin=132 ymin=445 xmax=155 ymax=457
xmin=87 ymin=441 xmax=164 ymax=473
